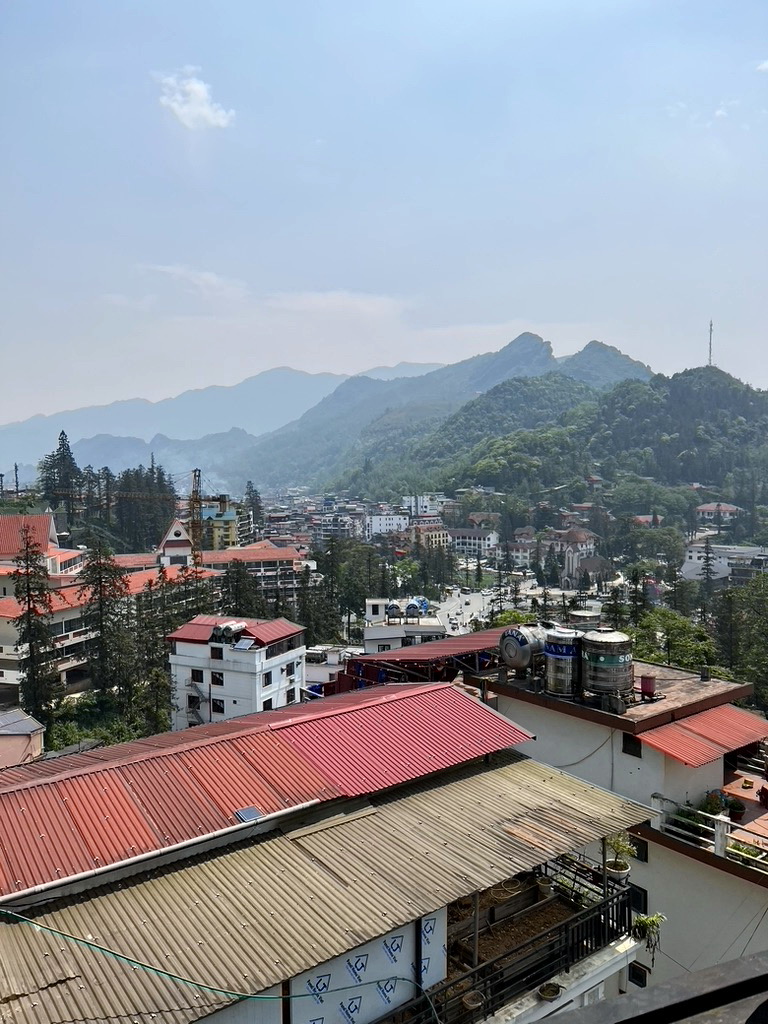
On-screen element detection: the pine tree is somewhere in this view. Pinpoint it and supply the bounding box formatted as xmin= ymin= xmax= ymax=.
xmin=244 ymin=481 xmax=264 ymax=540
xmin=221 ymin=561 xmax=267 ymax=618
xmin=39 ymin=431 xmax=82 ymax=518
xmin=78 ymin=544 xmax=133 ymax=698
xmin=699 ymin=536 xmax=717 ymax=612
xmin=604 ymin=587 xmax=628 ymax=629
xmin=11 ymin=524 xmax=62 ymax=722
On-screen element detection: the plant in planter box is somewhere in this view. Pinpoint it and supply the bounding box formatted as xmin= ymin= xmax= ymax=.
xmin=727 ymin=797 xmax=746 ymax=823
xmin=630 ymin=913 xmax=666 ymax=967
xmin=605 ymin=831 xmax=636 ymax=880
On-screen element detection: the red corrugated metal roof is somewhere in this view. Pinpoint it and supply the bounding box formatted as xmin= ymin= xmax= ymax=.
xmin=0 ymin=683 xmax=529 ymax=895
xmin=640 ymin=704 xmax=768 ymax=766
xmin=167 ymin=614 xmax=303 ymax=645
xmin=352 ymin=626 xmax=509 ymax=664
xmin=284 ymin=684 xmax=532 ymax=795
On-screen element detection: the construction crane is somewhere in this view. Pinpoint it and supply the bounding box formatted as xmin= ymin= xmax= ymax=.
xmin=188 ymin=468 xmax=203 ymax=567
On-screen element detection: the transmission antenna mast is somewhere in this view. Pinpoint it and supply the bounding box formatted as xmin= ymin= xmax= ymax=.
xmin=709 ymin=320 xmax=713 ymax=367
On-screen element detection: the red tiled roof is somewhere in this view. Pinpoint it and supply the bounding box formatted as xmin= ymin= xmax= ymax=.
xmin=123 ymin=565 xmax=219 ymax=595
xmin=352 ymin=626 xmax=509 ymax=664
xmin=113 ymin=553 xmax=157 ymax=569
xmin=639 ymin=705 xmax=768 ymax=766
xmin=201 ymin=547 xmax=301 ymax=565
xmin=167 ymin=614 xmax=303 ymax=645
xmin=0 ymin=684 xmax=531 ymax=896
xmin=0 ymin=514 xmax=56 ymax=559
xmin=0 ymin=588 xmax=86 ymax=619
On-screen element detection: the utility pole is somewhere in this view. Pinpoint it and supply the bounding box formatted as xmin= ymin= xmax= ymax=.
xmin=0 ymin=474 xmax=4 ymax=501
xmin=14 ymin=463 xmax=19 ymax=497
xmin=709 ymin=320 xmax=713 ymax=367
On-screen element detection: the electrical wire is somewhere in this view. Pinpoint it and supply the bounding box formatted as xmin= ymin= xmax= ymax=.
xmin=0 ymin=908 xmax=443 ymax=1023
xmin=551 ymin=730 xmax=613 ymax=768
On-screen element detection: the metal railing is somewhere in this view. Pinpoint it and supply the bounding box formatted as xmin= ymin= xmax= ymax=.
xmin=372 ymin=888 xmax=631 ymax=1024
xmin=656 ymin=795 xmax=768 ymax=874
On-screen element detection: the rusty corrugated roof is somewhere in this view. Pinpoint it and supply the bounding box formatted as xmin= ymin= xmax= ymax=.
xmin=351 ymin=626 xmax=509 ymax=663
xmin=0 ymin=751 xmax=651 ymax=1024
xmin=639 ymin=704 xmax=768 ymax=766
xmin=167 ymin=614 xmax=303 ymax=644
xmin=0 ymin=684 xmax=529 ymax=897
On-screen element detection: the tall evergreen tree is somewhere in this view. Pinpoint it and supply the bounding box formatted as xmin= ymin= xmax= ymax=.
xmin=221 ymin=561 xmax=268 ymax=618
xmin=11 ymin=524 xmax=62 ymax=722
xmin=39 ymin=431 xmax=82 ymax=518
xmin=243 ymin=481 xmax=265 ymax=540
xmin=78 ymin=544 xmax=133 ymax=699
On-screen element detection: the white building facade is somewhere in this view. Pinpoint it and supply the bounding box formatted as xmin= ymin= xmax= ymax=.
xmin=169 ymin=615 xmax=307 ymax=730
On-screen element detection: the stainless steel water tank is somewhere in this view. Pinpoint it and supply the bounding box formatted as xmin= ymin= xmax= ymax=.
xmin=499 ymin=624 xmax=547 ymax=670
xmin=581 ymin=627 xmax=633 ymax=695
xmin=544 ymin=626 xmax=582 ymax=696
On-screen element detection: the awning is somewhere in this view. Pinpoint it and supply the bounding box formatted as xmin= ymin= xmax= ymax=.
xmin=640 ymin=705 xmax=768 ymax=767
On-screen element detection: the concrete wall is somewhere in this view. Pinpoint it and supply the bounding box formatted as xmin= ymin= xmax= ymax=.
xmin=0 ymin=731 xmax=43 ymax=769
xmin=629 ymin=839 xmax=768 ymax=986
xmin=171 ymin=639 xmax=306 ymax=730
xmin=496 ymin=697 xmax=663 ymax=807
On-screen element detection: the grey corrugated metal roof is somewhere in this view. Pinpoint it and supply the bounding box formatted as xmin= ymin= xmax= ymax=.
xmin=0 ymin=709 xmax=44 ymax=735
xmin=0 ymin=752 xmax=651 ymax=1024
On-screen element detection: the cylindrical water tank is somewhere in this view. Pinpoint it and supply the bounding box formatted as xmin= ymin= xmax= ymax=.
xmin=581 ymin=628 xmax=633 ymax=695
xmin=404 ymin=600 xmax=421 ymax=617
xmin=386 ymin=602 xmax=402 ymax=617
xmin=568 ymin=609 xmax=601 ymax=629
xmin=499 ymin=625 xmax=547 ymax=670
xmin=544 ymin=626 xmax=582 ymax=696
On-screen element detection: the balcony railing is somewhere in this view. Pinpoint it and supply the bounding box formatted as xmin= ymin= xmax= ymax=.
xmin=372 ymin=885 xmax=631 ymax=1024
xmin=655 ymin=794 xmax=768 ymax=875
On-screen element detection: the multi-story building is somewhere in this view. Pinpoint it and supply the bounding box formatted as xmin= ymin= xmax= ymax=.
xmin=492 ymin=649 xmax=768 ymax=991
xmin=200 ymin=496 xmax=240 ymax=550
xmin=168 ymin=614 xmax=307 ymax=729
xmin=365 ymin=511 xmax=410 ymax=540
xmin=363 ymin=597 xmax=446 ymax=655
xmin=448 ymin=527 xmax=500 ymax=559
xmin=681 ymin=540 xmax=768 ymax=584
xmin=402 ymin=492 xmax=449 ymax=516
xmin=409 ymin=515 xmax=450 ymax=550
xmin=305 ymin=644 xmax=363 ymax=693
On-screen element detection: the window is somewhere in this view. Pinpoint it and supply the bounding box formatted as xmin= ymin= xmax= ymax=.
xmin=263 ymin=670 xmax=273 ymax=687
xmin=628 ymin=963 xmax=648 ymax=988
xmin=286 ymin=688 xmax=296 ymax=704
xmin=187 ymin=695 xmax=200 ymax=711
xmin=191 ymin=669 xmax=203 ymax=683
xmin=211 ymin=671 xmax=224 ymax=686
xmin=262 ymin=698 xmax=273 ymax=711
xmin=378 ymin=644 xmax=391 ymax=652
xmin=211 ymin=698 xmax=225 ymax=715
xmin=286 ymin=661 xmax=295 ymax=677
xmin=632 ymin=838 xmax=649 ymax=863
xmin=371 ymin=604 xmax=380 ymax=615
xmin=629 ymin=883 xmax=648 ymax=914
xmin=622 ymin=733 xmax=643 ymax=758
xmin=210 ymin=645 xmax=223 ymax=660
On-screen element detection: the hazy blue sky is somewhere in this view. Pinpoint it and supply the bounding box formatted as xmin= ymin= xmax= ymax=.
xmin=1 ymin=0 xmax=767 ymax=422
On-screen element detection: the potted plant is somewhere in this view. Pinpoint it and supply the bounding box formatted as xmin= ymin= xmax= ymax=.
xmin=728 ymin=797 xmax=746 ymax=823
xmin=605 ymin=831 xmax=636 ymax=881
xmin=630 ymin=913 xmax=666 ymax=967
xmin=537 ymin=982 xmax=563 ymax=1002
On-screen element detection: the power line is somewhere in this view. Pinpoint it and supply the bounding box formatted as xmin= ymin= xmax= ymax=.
xmin=0 ymin=907 xmax=443 ymax=1023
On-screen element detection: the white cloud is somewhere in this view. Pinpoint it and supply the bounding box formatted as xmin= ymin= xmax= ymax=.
xmin=142 ymin=264 xmax=248 ymax=302
xmin=756 ymin=60 xmax=768 ymax=72
xmin=156 ymin=66 xmax=235 ymax=131
xmin=665 ymin=101 xmax=688 ymax=119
